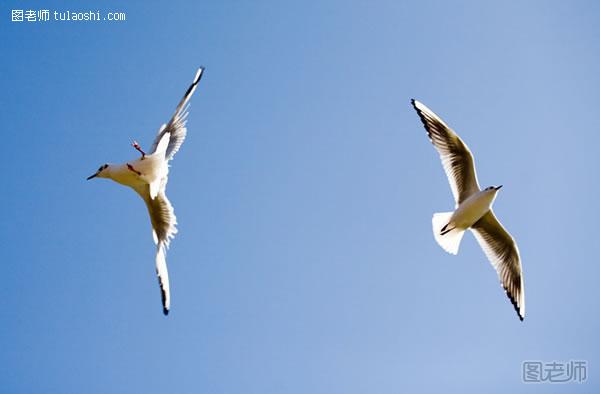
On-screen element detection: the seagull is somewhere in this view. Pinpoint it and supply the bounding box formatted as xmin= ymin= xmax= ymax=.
xmin=87 ymin=67 xmax=205 ymax=315
xmin=411 ymin=99 xmax=525 ymax=321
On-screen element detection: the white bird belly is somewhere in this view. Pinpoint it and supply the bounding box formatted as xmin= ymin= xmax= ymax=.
xmin=110 ymin=164 xmax=145 ymax=188
xmin=451 ymin=191 xmax=495 ymax=229
xmin=132 ymin=155 xmax=168 ymax=184
xmin=117 ymin=155 xmax=169 ymax=186
xmin=107 ymin=155 xmax=167 ymax=190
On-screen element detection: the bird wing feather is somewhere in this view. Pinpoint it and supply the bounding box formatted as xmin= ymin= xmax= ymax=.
xmin=412 ymin=99 xmax=480 ymax=205
xmin=150 ymin=67 xmax=204 ymax=161
xmin=471 ymin=210 xmax=525 ymax=320
xmin=134 ymin=183 xmax=178 ymax=315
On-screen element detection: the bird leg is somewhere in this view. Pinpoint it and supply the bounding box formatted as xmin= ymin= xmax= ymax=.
xmin=132 ymin=140 xmax=146 ymax=159
xmin=127 ymin=163 xmax=142 ymax=176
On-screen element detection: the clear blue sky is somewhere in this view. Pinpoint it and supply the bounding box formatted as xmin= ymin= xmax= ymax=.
xmin=1 ymin=0 xmax=599 ymax=392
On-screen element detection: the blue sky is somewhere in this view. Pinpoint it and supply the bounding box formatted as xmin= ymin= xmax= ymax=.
xmin=1 ymin=0 xmax=599 ymax=392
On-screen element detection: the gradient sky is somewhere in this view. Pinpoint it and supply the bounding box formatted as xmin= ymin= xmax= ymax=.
xmin=1 ymin=0 xmax=599 ymax=392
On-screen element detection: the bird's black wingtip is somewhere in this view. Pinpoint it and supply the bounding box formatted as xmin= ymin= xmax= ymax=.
xmin=503 ymin=285 xmax=524 ymax=322
xmin=194 ymin=67 xmax=206 ymax=84
xmin=158 ymin=275 xmax=169 ymax=316
xmin=410 ymin=99 xmax=431 ymax=135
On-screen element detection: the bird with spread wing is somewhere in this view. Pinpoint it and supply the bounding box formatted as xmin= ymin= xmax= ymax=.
xmin=87 ymin=67 xmax=205 ymax=315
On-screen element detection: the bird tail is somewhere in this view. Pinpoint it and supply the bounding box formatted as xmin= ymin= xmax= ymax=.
xmin=432 ymin=212 xmax=465 ymax=255
xmin=155 ymin=242 xmax=171 ymax=315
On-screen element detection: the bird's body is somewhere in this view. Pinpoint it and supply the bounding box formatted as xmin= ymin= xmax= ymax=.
xmin=411 ymin=99 xmax=525 ymax=321
xmin=449 ymin=188 xmax=498 ymax=230
xmin=88 ymin=67 xmax=205 ymax=315
xmin=102 ymin=155 xmax=166 ymax=190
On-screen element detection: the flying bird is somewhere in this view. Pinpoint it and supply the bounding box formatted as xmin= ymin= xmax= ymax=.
xmin=87 ymin=67 xmax=205 ymax=315
xmin=411 ymin=99 xmax=525 ymax=321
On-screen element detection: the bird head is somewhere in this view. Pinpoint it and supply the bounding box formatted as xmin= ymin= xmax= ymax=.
xmin=87 ymin=164 xmax=110 ymax=180
xmin=484 ymin=185 xmax=503 ymax=193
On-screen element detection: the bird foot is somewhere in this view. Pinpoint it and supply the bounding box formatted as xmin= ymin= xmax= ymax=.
xmin=127 ymin=163 xmax=142 ymax=176
xmin=132 ymin=140 xmax=146 ymax=159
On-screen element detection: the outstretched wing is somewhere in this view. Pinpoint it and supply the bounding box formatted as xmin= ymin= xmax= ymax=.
xmin=412 ymin=99 xmax=480 ymax=205
xmin=150 ymin=67 xmax=205 ymax=161
xmin=471 ymin=210 xmax=525 ymax=321
xmin=135 ymin=182 xmax=178 ymax=315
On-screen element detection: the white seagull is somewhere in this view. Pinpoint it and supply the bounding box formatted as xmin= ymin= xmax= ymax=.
xmin=87 ymin=67 xmax=205 ymax=315
xmin=411 ymin=99 xmax=525 ymax=321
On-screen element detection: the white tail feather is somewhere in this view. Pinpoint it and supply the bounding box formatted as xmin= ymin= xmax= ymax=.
xmin=432 ymin=212 xmax=465 ymax=255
